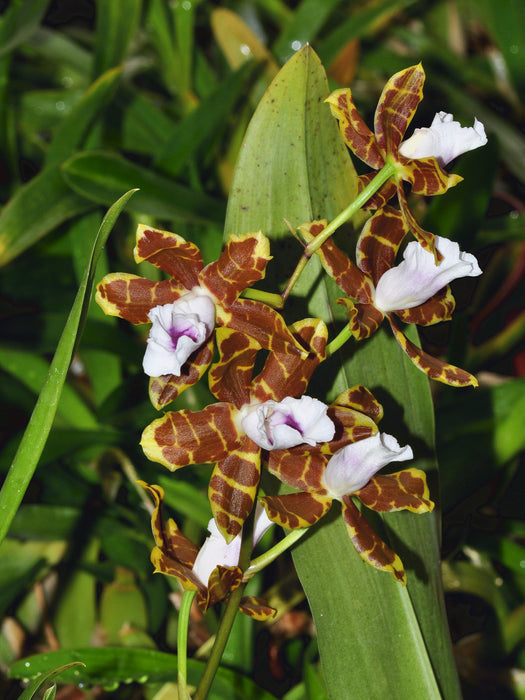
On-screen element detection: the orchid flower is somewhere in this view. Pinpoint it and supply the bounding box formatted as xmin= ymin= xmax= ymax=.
xmin=300 ymin=207 xmax=481 ymax=386
xmin=140 ymin=318 xmax=332 ymax=542
xmin=96 ymin=224 xmax=304 ymax=409
xmin=259 ymin=386 xmax=434 ymax=584
xmin=140 ymin=482 xmax=275 ymax=620
xmin=326 ymin=64 xmax=487 ymax=255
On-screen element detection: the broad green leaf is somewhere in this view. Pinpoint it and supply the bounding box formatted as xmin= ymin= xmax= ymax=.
xmin=61 ymin=151 xmax=226 ymax=225
xmin=0 ymin=189 xmax=136 ymax=547
xmin=0 ymin=0 xmax=49 ymax=58
xmin=46 ymin=66 xmax=122 ymax=167
xmin=92 ymin=0 xmax=142 ymax=78
xmin=224 ymin=45 xmax=459 ymax=699
xmin=9 ymin=647 xmax=278 ymax=698
xmin=16 ymin=662 xmax=85 ymax=700
xmin=0 ymin=165 xmax=93 ymax=266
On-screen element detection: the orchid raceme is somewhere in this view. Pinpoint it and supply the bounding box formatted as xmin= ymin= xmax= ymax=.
xmin=260 ymin=386 xmax=434 ymax=584
xmin=95 ymin=224 xmax=305 ymax=409
xmin=139 ymin=482 xmax=275 ymax=620
xmin=300 ymin=208 xmax=481 ymax=386
xmin=326 ymin=63 xmax=487 ymax=255
xmin=141 ymin=318 xmax=330 ymax=542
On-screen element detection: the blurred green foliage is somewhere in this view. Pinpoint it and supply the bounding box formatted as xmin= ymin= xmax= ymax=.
xmin=1 ymin=1 xmax=525 ymax=698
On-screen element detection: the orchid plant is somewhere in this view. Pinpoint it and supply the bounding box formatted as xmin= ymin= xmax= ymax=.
xmin=93 ymin=60 xmax=486 ymax=700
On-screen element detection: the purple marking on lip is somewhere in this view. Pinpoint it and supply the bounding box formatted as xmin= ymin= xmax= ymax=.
xmin=168 ymin=318 xmax=200 ymax=350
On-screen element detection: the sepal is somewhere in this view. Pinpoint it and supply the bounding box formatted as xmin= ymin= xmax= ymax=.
xmin=134 ymin=224 xmax=203 ymax=289
xmin=356 ymin=468 xmax=434 ymax=513
xmin=261 ymin=492 xmax=332 ymax=529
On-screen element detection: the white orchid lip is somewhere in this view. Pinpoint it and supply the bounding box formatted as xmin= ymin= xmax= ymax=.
xmin=321 ymin=432 xmax=413 ymax=499
xmin=142 ymin=289 xmax=216 ymax=377
xmin=192 ymin=506 xmax=274 ymax=587
xmin=373 ymin=235 xmax=482 ymax=314
xmin=399 ymin=111 xmax=487 ymax=167
xmin=240 ymin=395 xmax=335 ymax=451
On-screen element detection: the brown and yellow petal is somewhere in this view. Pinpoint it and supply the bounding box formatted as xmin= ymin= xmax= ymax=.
xmin=356 ymin=207 xmax=408 ymax=283
xmin=250 ymin=318 xmax=328 ymax=404
xmin=239 ymin=596 xmax=276 ymax=621
xmin=331 ymin=385 xmax=383 ymax=423
xmin=134 ymin=224 xmax=203 ymax=289
xmin=396 ymin=184 xmax=436 ymax=256
xmin=326 ymin=89 xmax=384 ymax=169
xmin=356 ymin=468 xmax=434 ymax=513
xmin=266 ymin=447 xmax=328 ymax=492
xmin=398 ymin=155 xmax=462 ymax=196
xmin=218 ymin=297 xmax=305 ymax=356
xmin=208 ymin=328 xmax=259 ymax=408
xmin=95 ymin=273 xmax=184 ymax=323
xmin=141 ymin=403 xmax=242 ymax=471
xmin=151 ymin=546 xmax=203 ymax=592
xmin=149 ymin=338 xmax=215 ymax=410
xmin=388 ymin=315 xmax=478 ymax=387
xmin=337 ymin=297 xmax=383 ymax=340
xmin=374 ymin=64 xmax=425 ymax=156
xmin=357 ymin=173 xmax=397 ymax=210
xmin=208 ymin=435 xmax=261 ymax=542
xmin=199 ymin=231 xmax=271 ymax=306
xmin=341 ymin=495 xmax=406 ymax=584
xmin=261 ymin=492 xmax=332 ymax=529
xmin=394 ymin=286 xmax=455 ymax=326
xmin=203 ymin=565 xmax=243 ymax=609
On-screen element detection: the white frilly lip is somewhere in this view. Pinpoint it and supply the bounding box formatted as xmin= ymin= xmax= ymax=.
xmin=191 ymin=507 xmax=274 ymax=587
xmin=142 ymin=289 xmax=215 ymax=377
xmin=373 ymin=235 xmax=482 ymax=314
xmin=398 ymin=111 xmax=487 ymax=167
xmin=240 ymin=395 xmax=335 ymax=451
xmin=321 ymin=432 xmax=414 ymax=499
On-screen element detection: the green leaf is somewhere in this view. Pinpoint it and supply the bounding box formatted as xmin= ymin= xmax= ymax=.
xmin=9 ymin=648 xmax=278 ymax=698
xmin=0 ymin=189 xmax=137 ymax=548
xmin=61 ymin=151 xmax=226 ymax=225
xmin=0 ymin=165 xmax=93 ymax=266
xmin=0 ymin=0 xmax=49 ymax=58
xmin=224 ymin=45 xmax=459 ymax=699
xmin=46 ymin=66 xmax=122 ymax=167
xmin=92 ymin=0 xmax=142 ymax=78
xmin=17 ymin=662 xmax=85 ymax=700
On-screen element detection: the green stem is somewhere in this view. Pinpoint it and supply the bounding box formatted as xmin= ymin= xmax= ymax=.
xmin=326 ymin=324 xmax=354 ymax=357
xmin=242 ymin=287 xmax=284 ymax=309
xmin=243 ymin=527 xmax=309 ymax=581
xmin=193 ymin=513 xmax=254 ymax=700
xmin=304 ymin=162 xmax=396 ymax=257
xmin=178 ymin=589 xmax=197 ymax=699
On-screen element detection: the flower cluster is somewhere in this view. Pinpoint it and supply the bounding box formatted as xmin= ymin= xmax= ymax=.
xmin=96 ymin=63 xmax=486 ymax=614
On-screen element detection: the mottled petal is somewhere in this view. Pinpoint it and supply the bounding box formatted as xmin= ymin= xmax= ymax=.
xmin=199 ymin=231 xmax=271 ymax=306
xmin=151 ymin=546 xmax=202 ymax=592
xmin=321 ymin=432 xmax=413 ymax=498
xmin=239 ymin=596 xmax=276 ymax=620
xmin=209 ymin=328 xmax=259 ymax=407
xmin=326 ymin=89 xmax=385 ymax=169
xmin=330 ymin=386 xmax=384 ymax=424
xmin=396 ymin=183 xmax=437 ymax=255
xmin=219 ymin=297 xmax=305 ymax=356
xmin=143 ymin=291 xmax=215 ymax=377
xmin=357 ymin=173 xmax=397 ymax=210
xmin=141 ymin=403 xmax=241 ymax=470
xmin=395 ymin=285 xmax=455 ymax=326
xmin=134 ymin=224 xmax=203 ymax=288
xmin=95 ymin=273 xmax=183 ymax=324
xmin=261 ymin=492 xmax=332 ymax=529
xmin=398 ymin=155 xmax=462 ymax=196
xmin=374 ymin=236 xmax=481 ymax=313
xmin=205 ymin=565 xmax=243 ymax=609
xmin=148 ymin=339 xmax=214 ymax=410
xmin=357 ymin=469 xmax=434 ymax=513
xmin=342 ymin=496 xmax=406 ymax=584
xmin=240 ymin=396 xmax=335 ymax=451
xmin=374 ymin=64 xmax=425 ymax=155
xmin=208 ymin=435 xmax=261 ymax=542
xmin=337 ymin=297 xmax=383 ymax=340
xmin=356 ymin=207 xmax=408 ymax=284
xmin=388 ymin=315 xmax=478 ymax=387
xmin=266 ymin=448 xmax=328 ymax=492
xmin=399 ymin=112 xmax=487 ymax=167
xmin=250 ymin=318 xmax=328 ymax=403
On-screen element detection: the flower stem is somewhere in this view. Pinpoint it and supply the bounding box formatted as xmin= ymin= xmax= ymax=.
xmin=326 ymin=324 xmax=354 ymax=357
xmin=242 ymin=287 xmax=284 ymax=309
xmin=178 ymin=589 xmax=197 ymax=700
xmin=243 ymin=527 xmax=309 ymax=580
xmin=304 ymin=162 xmax=396 ymax=257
